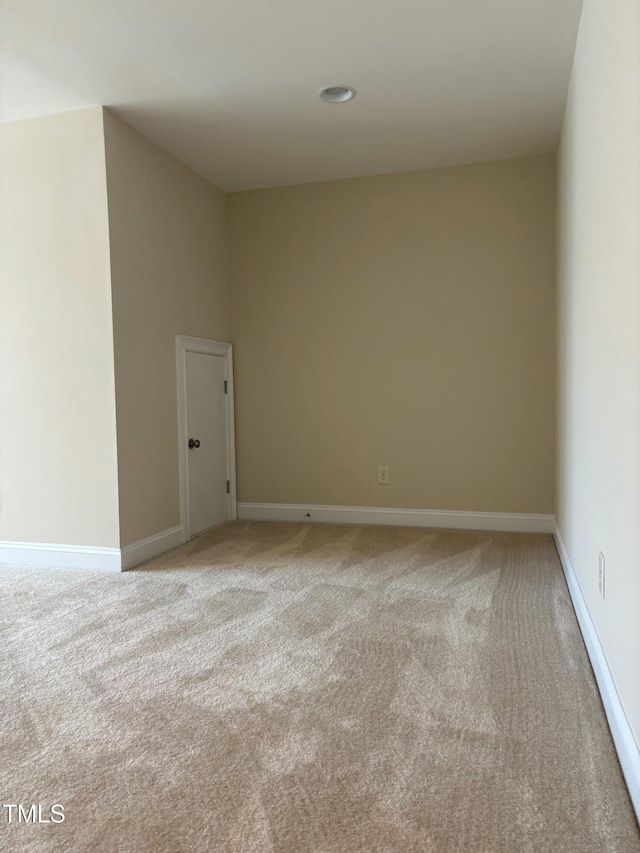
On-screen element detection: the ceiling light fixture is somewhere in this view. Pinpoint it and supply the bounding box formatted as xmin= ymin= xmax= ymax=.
xmin=318 ymin=85 xmax=356 ymax=104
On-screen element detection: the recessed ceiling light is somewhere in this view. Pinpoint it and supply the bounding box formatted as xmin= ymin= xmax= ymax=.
xmin=318 ymin=85 xmax=356 ymax=104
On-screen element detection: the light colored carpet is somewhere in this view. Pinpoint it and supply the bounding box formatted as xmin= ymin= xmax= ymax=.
xmin=1 ymin=521 xmax=638 ymax=852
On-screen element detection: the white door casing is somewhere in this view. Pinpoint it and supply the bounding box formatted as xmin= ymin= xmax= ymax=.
xmin=176 ymin=336 xmax=237 ymax=541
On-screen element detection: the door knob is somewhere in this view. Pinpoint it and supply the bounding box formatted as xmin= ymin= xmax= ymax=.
xmin=188 ymin=438 xmax=201 ymax=449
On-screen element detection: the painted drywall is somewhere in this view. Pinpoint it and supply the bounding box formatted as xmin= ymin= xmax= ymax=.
xmin=103 ymin=110 xmax=231 ymax=547
xmin=229 ymin=154 xmax=556 ymax=512
xmin=557 ymin=0 xmax=640 ymax=748
xmin=0 ymin=107 xmax=120 ymax=547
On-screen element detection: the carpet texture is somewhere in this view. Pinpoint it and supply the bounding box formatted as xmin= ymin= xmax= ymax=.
xmin=1 ymin=521 xmax=638 ymax=852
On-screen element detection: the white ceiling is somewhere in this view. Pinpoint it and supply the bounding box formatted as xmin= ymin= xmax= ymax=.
xmin=0 ymin=0 xmax=583 ymax=191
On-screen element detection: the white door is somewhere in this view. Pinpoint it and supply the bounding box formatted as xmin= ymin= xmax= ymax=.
xmin=185 ymin=351 xmax=228 ymax=537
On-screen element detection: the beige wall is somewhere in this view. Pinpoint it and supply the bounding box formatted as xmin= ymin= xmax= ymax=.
xmin=0 ymin=108 xmax=120 ymax=547
xmin=229 ymin=154 xmax=556 ymax=513
xmin=557 ymin=0 xmax=640 ymax=747
xmin=103 ymin=110 xmax=231 ymax=547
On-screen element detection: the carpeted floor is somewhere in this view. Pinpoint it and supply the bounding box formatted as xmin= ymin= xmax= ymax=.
xmin=1 ymin=521 xmax=638 ymax=852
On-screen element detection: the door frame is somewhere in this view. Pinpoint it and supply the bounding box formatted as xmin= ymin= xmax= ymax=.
xmin=176 ymin=335 xmax=237 ymax=542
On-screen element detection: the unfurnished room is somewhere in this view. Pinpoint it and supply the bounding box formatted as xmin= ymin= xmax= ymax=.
xmin=0 ymin=0 xmax=639 ymax=850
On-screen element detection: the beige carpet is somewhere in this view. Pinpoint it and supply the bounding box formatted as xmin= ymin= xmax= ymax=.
xmin=1 ymin=521 xmax=638 ymax=852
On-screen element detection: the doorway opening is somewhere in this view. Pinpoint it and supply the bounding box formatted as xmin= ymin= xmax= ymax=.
xmin=176 ymin=335 xmax=237 ymax=540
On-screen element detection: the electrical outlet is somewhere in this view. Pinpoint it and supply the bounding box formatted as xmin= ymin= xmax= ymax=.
xmin=598 ymin=552 xmax=606 ymax=599
xmin=377 ymin=465 xmax=390 ymax=485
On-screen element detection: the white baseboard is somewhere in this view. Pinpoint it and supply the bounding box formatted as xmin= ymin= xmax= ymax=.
xmin=121 ymin=525 xmax=184 ymax=570
xmin=238 ymin=502 xmax=554 ymax=534
xmin=0 ymin=525 xmax=185 ymax=573
xmin=0 ymin=541 xmax=121 ymax=572
xmin=554 ymin=526 xmax=640 ymax=822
